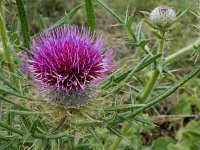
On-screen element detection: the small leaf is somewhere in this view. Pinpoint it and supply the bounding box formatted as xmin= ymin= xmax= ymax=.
xmin=152 ymin=31 xmax=163 ymax=39
xmin=134 ymin=116 xmax=157 ymax=126
xmin=107 ymin=126 xmax=123 ymax=138
xmin=104 ymin=104 xmax=145 ymax=111
xmin=96 ymin=0 xmax=123 ymax=24
xmin=139 ymin=40 xmax=150 ymax=48
xmin=29 ymin=115 xmax=40 ymax=135
xmin=143 ymin=19 xmax=159 ymax=30
xmin=139 ymin=10 xmax=150 ymax=17
xmin=87 ymin=127 xmax=105 ymax=150
xmin=39 ymin=15 xmax=46 ymax=31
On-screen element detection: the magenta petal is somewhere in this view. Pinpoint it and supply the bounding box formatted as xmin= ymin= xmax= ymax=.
xmin=22 ymin=25 xmax=115 ymax=93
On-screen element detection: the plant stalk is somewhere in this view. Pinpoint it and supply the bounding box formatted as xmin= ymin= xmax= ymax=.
xmin=109 ymin=31 xmax=165 ymax=150
xmin=140 ymin=31 xmax=165 ymax=103
xmin=165 ymin=38 xmax=200 ymax=65
xmin=0 ymin=2 xmax=20 ymax=89
xmin=15 ymin=0 xmax=30 ymax=48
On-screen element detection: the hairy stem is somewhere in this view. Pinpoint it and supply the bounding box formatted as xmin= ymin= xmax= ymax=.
xmin=140 ymin=31 xmax=165 ymax=103
xmin=165 ymin=37 xmax=200 ymax=65
xmin=0 ymin=2 xmax=20 ymax=89
xmin=15 ymin=0 xmax=30 ymax=48
xmin=140 ymin=69 xmax=160 ymax=102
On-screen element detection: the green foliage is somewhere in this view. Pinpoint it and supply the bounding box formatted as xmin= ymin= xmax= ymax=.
xmin=167 ymin=121 xmax=200 ymax=150
xmin=15 ymin=0 xmax=30 ymax=49
xmin=0 ymin=0 xmax=200 ymax=149
xmin=85 ymin=0 xmax=96 ymax=32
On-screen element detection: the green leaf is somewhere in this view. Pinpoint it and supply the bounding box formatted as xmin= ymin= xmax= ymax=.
xmin=0 ymin=87 xmax=31 ymax=99
xmin=87 ymin=127 xmax=105 ymax=150
xmin=39 ymin=15 xmax=46 ymax=31
xmin=85 ymin=0 xmax=96 ymax=32
xmin=104 ymin=104 xmax=145 ymax=111
xmin=29 ymin=115 xmax=40 ymax=135
xmin=113 ymin=66 xmax=200 ymax=124
xmin=135 ymin=20 xmax=145 ymax=42
xmin=0 ymin=121 xmax=25 ymax=136
xmin=48 ymin=3 xmax=84 ymax=31
xmin=15 ymin=0 xmax=30 ymax=48
xmin=50 ymin=139 xmax=57 ymax=150
xmin=152 ymin=31 xmax=163 ymax=39
xmin=107 ymin=126 xmax=123 ymax=138
xmin=0 ymin=96 xmax=27 ymax=110
xmin=96 ymin=0 xmax=123 ymax=24
xmin=0 ymin=74 xmax=19 ymax=92
xmin=151 ymin=137 xmax=175 ymax=150
xmin=4 ymin=110 xmax=49 ymax=115
xmin=134 ymin=116 xmax=156 ymax=126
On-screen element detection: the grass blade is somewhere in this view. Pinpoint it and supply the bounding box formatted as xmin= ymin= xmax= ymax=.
xmin=85 ymin=0 xmax=96 ymax=32
xmin=15 ymin=0 xmax=30 ymax=48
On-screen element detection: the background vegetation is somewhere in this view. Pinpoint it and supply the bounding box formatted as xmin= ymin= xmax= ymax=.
xmin=0 ymin=0 xmax=200 ymax=149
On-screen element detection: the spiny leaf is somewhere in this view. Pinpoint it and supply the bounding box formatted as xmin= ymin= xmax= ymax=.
xmin=2 ymin=110 xmax=49 ymax=115
xmin=113 ymin=66 xmax=200 ymax=124
xmin=29 ymin=115 xmax=40 ymax=135
xmin=107 ymin=126 xmax=123 ymax=138
xmin=0 ymin=74 xmax=19 ymax=92
xmin=0 ymin=121 xmax=25 ymax=135
xmin=96 ymin=0 xmax=123 ymax=23
xmin=152 ymin=31 xmax=163 ymax=39
xmin=0 ymin=87 xmax=32 ymax=99
xmin=104 ymin=104 xmax=145 ymax=111
xmin=87 ymin=127 xmax=105 ymax=150
xmin=134 ymin=116 xmax=157 ymax=126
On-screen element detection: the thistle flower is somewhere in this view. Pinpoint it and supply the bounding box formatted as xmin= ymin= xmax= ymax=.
xmin=150 ymin=6 xmax=176 ymax=28
xmin=22 ymin=25 xmax=114 ymax=108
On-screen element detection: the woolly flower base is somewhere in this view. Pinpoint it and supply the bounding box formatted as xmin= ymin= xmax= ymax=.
xmin=150 ymin=6 xmax=176 ymax=28
xmin=42 ymin=85 xmax=97 ymax=108
xmin=22 ymin=25 xmax=114 ymax=108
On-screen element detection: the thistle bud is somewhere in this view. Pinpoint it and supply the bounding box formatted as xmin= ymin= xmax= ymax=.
xmin=150 ymin=6 xmax=176 ymax=28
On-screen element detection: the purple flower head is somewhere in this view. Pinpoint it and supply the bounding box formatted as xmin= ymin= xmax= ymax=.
xmin=22 ymin=25 xmax=114 ymax=101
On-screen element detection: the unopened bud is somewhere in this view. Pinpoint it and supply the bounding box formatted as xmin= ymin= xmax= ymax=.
xmin=150 ymin=6 xmax=176 ymax=27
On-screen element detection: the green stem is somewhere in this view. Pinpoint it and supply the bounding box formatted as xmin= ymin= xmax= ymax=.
xmin=111 ymin=65 xmax=200 ymax=125
xmin=0 ymin=2 xmax=20 ymax=89
xmin=165 ymin=38 xmax=200 ymax=65
xmin=108 ymin=123 xmax=132 ymax=150
xmin=140 ymin=32 xmax=165 ymax=103
xmin=109 ymin=32 xmax=165 ymax=150
xmin=140 ymin=69 xmax=160 ymax=102
xmin=127 ymin=65 xmax=200 ymax=119
xmin=15 ymin=0 xmax=30 ymax=48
